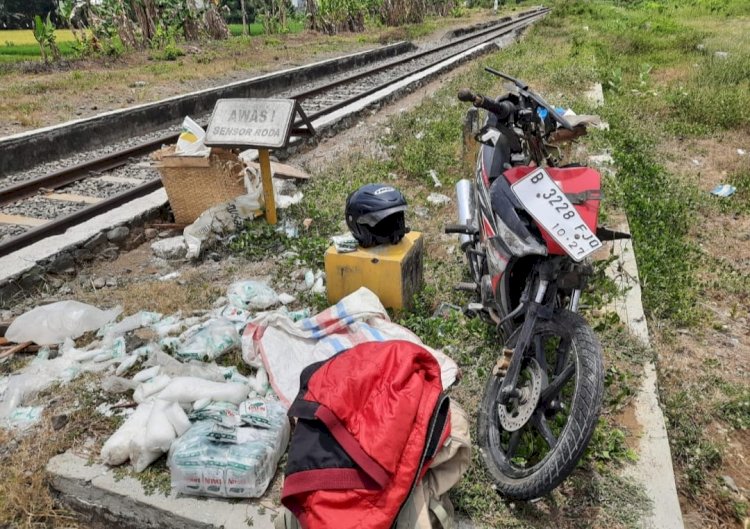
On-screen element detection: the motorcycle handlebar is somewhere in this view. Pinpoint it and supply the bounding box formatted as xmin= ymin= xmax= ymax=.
xmin=457 ymin=88 xmax=516 ymax=121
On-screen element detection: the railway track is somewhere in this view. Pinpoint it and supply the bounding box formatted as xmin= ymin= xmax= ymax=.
xmin=0 ymin=8 xmax=548 ymax=258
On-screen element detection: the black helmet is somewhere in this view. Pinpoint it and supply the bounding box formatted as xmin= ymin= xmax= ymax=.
xmin=345 ymin=184 xmax=409 ymax=248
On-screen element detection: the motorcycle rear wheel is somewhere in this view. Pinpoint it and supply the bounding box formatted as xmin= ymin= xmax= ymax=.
xmin=478 ymin=310 xmax=604 ymax=500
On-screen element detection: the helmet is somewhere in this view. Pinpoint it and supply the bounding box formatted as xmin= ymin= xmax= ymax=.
xmin=345 ymin=184 xmax=409 ymax=248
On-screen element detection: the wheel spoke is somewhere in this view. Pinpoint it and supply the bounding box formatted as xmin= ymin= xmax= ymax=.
xmin=506 ymin=430 xmax=521 ymax=458
xmin=540 ymin=363 xmax=575 ymax=404
xmin=532 ymin=411 xmax=557 ymax=449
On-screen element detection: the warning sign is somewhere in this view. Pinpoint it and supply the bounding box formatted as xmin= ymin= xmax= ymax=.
xmin=205 ymin=98 xmax=296 ymax=149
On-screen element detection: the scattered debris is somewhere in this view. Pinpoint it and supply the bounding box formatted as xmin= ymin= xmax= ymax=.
xmin=429 ymin=169 xmax=442 ymax=187
xmin=714 ymin=51 xmax=729 ymax=59
xmin=278 ymin=293 xmax=296 ymax=305
xmin=711 ymin=184 xmax=737 ymax=197
xmin=738 ymin=148 xmax=746 ymax=156
xmin=721 ymin=475 xmax=740 ymax=494
xmin=331 ymin=233 xmax=358 ymax=253
xmin=588 ymin=153 xmax=615 ymax=166
xmin=427 ymin=193 xmax=451 ymax=206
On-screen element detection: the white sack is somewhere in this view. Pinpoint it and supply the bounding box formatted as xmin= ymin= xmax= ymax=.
xmin=152 ymin=377 xmax=249 ymax=405
xmin=101 ymin=401 xmax=154 ymax=466
xmin=144 ymin=400 xmax=178 ymax=453
xmin=242 ymin=287 xmax=459 ymax=407
xmin=133 ymin=375 xmax=172 ymax=403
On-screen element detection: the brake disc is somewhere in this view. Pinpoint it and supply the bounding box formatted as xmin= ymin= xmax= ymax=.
xmin=497 ymin=358 xmax=543 ymax=432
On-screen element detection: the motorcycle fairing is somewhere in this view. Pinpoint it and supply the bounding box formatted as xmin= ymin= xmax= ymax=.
xmin=504 ymin=166 xmax=602 ymax=256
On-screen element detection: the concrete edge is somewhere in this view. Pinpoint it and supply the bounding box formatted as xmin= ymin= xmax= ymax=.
xmin=47 ymin=451 xmax=275 ymax=529
xmin=0 ymin=41 xmax=414 ymax=176
xmin=605 ymin=220 xmax=685 ymax=529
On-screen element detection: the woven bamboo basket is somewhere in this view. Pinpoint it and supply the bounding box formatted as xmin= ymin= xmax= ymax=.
xmin=152 ymin=146 xmax=246 ymax=224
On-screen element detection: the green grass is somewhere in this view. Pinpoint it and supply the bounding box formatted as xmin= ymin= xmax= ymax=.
xmin=228 ymin=20 xmax=305 ymax=37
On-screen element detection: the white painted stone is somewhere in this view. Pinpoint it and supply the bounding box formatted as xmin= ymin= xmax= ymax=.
xmin=606 ymin=221 xmax=685 ymax=529
xmin=151 ymin=237 xmax=187 ymax=260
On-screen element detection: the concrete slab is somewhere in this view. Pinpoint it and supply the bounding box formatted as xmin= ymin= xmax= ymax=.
xmin=47 ymin=451 xmax=275 ymax=529
xmin=606 ymin=221 xmax=685 ymax=529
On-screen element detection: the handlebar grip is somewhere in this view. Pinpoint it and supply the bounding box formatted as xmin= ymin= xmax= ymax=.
xmin=457 ymin=89 xmax=515 ymax=120
xmin=457 ymin=88 xmax=476 ymax=103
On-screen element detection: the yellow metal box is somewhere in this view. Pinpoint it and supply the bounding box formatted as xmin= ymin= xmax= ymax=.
xmin=324 ymin=232 xmax=424 ymax=310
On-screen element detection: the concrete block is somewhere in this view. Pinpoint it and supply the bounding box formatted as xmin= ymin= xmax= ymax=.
xmin=47 ymin=451 xmax=275 ymax=529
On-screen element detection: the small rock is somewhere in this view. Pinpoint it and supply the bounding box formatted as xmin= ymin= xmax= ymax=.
xmin=131 ymin=80 xmax=147 ymax=88
xmin=158 ymin=230 xmax=176 ymax=238
xmin=47 ymin=276 xmax=64 ymax=289
xmin=151 ymin=236 xmax=187 ymax=260
xmin=83 ymin=232 xmax=107 ymax=250
xmin=415 ymin=131 xmax=424 ymax=140
xmin=92 ymin=277 xmax=106 ymax=289
xmin=105 ymin=278 xmax=117 ymax=287
xmin=48 ymin=252 xmax=75 ymax=274
xmin=722 ymin=475 xmax=740 ymax=494
xmin=427 ymin=193 xmax=451 ymax=206
xmin=144 ymin=228 xmax=158 ymax=240
xmin=51 ymin=414 xmax=69 ymax=431
xmin=692 ymin=159 xmax=702 ymax=166
xmin=107 ymin=226 xmax=130 ymax=243
xmin=696 ymin=43 xmax=706 ymax=51
xmin=738 ymin=149 xmax=747 ymax=156
xmin=1 ymin=310 xmax=14 ymax=321
xmin=714 ymin=51 xmax=729 ymax=59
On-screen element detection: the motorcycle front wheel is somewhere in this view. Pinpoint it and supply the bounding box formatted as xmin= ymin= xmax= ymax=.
xmin=477 ymin=310 xmax=604 ymax=500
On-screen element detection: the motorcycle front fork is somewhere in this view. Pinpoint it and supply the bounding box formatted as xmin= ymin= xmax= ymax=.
xmin=496 ymin=265 xmax=582 ymax=405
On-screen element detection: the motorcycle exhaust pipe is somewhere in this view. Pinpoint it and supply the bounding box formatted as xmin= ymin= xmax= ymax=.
xmin=455 ymin=179 xmax=475 ymax=249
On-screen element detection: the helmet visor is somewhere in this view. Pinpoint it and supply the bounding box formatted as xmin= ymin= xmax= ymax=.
xmin=356 ymin=205 xmax=407 ymax=226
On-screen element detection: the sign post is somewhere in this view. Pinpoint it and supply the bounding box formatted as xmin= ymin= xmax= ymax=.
xmin=204 ymin=98 xmax=314 ymax=225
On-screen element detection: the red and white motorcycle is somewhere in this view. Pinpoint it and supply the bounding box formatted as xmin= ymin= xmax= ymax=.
xmin=447 ymin=68 xmax=630 ymax=499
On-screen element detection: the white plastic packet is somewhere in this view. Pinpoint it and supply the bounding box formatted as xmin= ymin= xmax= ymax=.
xmin=227 ymin=281 xmax=278 ymax=311
xmin=176 ymin=318 xmax=240 ymax=362
xmin=175 ymin=116 xmax=210 ymax=157
xmin=5 ymin=301 xmax=121 ymax=345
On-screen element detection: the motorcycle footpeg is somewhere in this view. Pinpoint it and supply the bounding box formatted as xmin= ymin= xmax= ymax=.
xmin=455 ymin=282 xmax=478 ymax=292
xmin=444 ymin=223 xmax=477 ymax=235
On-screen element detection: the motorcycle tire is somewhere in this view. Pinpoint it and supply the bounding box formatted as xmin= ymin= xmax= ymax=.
xmin=477 ymin=310 xmax=604 ymax=500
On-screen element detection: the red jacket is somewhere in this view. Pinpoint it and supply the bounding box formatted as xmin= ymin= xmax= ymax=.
xmin=281 ymin=340 xmax=451 ymax=529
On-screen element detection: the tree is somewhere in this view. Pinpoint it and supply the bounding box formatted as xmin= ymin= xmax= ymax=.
xmin=0 ymin=0 xmax=59 ymax=29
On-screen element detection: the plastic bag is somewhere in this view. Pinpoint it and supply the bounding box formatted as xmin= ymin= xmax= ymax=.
xmin=227 ymin=281 xmax=279 ymax=311
xmin=175 ymin=116 xmax=210 ymax=157
xmin=5 ymin=301 xmax=121 ymax=345
xmin=169 ymin=403 xmax=289 ymax=498
xmin=176 ymin=318 xmax=240 ymax=362
xmin=98 ymin=311 xmax=162 ymax=338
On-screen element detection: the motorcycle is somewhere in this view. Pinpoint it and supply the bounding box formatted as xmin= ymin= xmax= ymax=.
xmin=446 ymin=68 xmax=630 ymax=499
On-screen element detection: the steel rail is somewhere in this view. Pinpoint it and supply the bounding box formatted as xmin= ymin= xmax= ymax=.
xmin=0 ymin=9 xmax=548 ymax=258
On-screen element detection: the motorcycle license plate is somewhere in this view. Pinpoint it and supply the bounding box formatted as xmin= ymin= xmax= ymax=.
xmin=511 ymin=168 xmax=602 ymax=262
